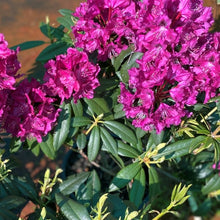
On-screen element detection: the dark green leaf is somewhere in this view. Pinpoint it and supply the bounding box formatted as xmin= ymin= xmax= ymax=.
xmin=88 ymin=126 xmax=100 ymax=161
xmin=100 ymin=127 xmax=118 ymax=155
xmin=55 ymin=193 xmax=91 ymax=220
xmin=12 ymin=176 xmax=38 ymax=201
xmin=71 ymin=99 xmax=83 ymax=117
xmin=84 ymin=98 xmax=113 ymax=120
xmin=202 ymin=174 xmax=220 ymax=195
xmin=36 ymin=42 xmax=70 ymax=62
xmin=39 ymin=134 xmax=56 ymax=159
xmin=129 ymin=168 xmax=146 ymax=208
xmin=118 ymin=51 xmax=143 ymax=83
xmin=76 ymin=133 xmax=87 ymax=150
xmin=111 ymin=47 xmax=133 ymax=71
xmin=71 ymin=116 xmax=91 ymax=127
xmin=58 ymin=172 xmax=90 ymax=196
xmin=104 ymin=121 xmax=137 ymax=145
xmin=109 ymin=162 xmax=141 ymax=192
xmin=10 ymin=138 xmax=22 ymax=153
xmin=0 ymin=196 xmax=26 ymax=209
xmin=148 ymin=167 xmax=160 ymax=200
xmin=154 ymin=135 xmax=206 ymax=160
xmin=77 ymin=170 xmax=101 ymax=206
xmin=117 ymin=140 xmax=139 ymax=158
xmin=10 ymin=41 xmax=45 ymax=51
xmin=53 ymin=103 xmax=71 ymax=151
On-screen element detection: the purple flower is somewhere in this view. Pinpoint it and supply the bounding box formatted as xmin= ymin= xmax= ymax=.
xmin=2 ymin=79 xmax=60 ymax=142
xmin=0 ymin=33 xmax=21 ymax=118
xmin=119 ymin=0 xmax=219 ymax=133
xmin=43 ymin=48 xmax=100 ymax=103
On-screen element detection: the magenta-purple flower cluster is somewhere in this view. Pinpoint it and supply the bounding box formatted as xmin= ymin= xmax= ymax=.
xmin=0 ymin=35 xmax=100 ymax=142
xmin=43 ymin=48 xmax=100 ymax=103
xmin=0 ymin=33 xmax=21 ymax=117
xmin=73 ymin=0 xmax=140 ymax=61
xmin=2 ymin=79 xmax=60 ymax=142
xmin=119 ymin=0 xmax=220 ymax=132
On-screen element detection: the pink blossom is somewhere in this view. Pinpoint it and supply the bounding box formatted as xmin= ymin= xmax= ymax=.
xmin=0 ymin=33 xmax=21 ymax=118
xmin=43 ymin=48 xmax=100 ymax=103
xmin=2 ymin=79 xmax=60 ymax=142
xmin=119 ymin=0 xmax=219 ymax=133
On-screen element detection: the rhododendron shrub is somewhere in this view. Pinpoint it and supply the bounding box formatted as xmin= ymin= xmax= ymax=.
xmin=0 ymin=0 xmax=219 ymax=219
xmin=43 ymin=47 xmax=100 ymax=103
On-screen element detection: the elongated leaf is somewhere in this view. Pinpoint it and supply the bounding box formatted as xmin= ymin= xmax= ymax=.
xmin=148 ymin=167 xmax=160 ymax=200
xmin=77 ymin=170 xmax=101 ymax=206
xmin=36 ymin=42 xmax=70 ymax=62
xmin=12 ymin=176 xmax=38 ymax=200
xmin=100 ymin=127 xmax=118 ymax=155
xmin=104 ymin=121 xmax=137 ymax=145
xmin=129 ymin=168 xmax=146 ymax=208
xmin=109 ymin=162 xmax=141 ymax=192
xmin=84 ymin=98 xmax=113 ymax=120
xmin=202 ymin=174 xmax=220 ymax=195
xmin=10 ymin=41 xmax=45 ymax=51
xmin=59 ymin=9 xmax=74 ymax=16
xmin=118 ymin=51 xmax=143 ymax=83
xmin=154 ymin=135 xmax=206 ymax=160
xmin=71 ymin=99 xmax=83 ymax=117
xmin=117 ymin=140 xmax=139 ymax=158
xmin=76 ymin=133 xmax=87 ymax=150
xmin=0 ymin=196 xmax=26 ymax=209
xmin=53 ymin=103 xmax=71 ymax=151
xmin=71 ymin=116 xmax=91 ymax=127
xmin=88 ymin=126 xmax=101 ymax=161
xmin=55 ymin=193 xmax=91 ymax=220
xmin=58 ymin=172 xmax=90 ymax=196
xmin=39 ymin=134 xmax=56 ymax=159
xmin=111 ymin=47 xmax=133 ymax=71
xmin=57 ymin=16 xmax=74 ymax=30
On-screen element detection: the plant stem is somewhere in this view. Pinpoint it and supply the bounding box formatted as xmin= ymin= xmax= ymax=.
xmin=79 ymin=150 xmax=116 ymax=176
xmin=152 ymin=203 xmax=173 ymax=220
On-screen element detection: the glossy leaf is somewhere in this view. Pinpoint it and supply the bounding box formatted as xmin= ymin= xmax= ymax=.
xmin=117 ymin=140 xmax=139 ymax=158
xmin=104 ymin=121 xmax=137 ymax=145
xmin=58 ymin=172 xmax=90 ymax=196
xmin=77 ymin=170 xmax=101 ymax=206
xmin=76 ymin=133 xmax=87 ymax=150
xmin=57 ymin=16 xmax=74 ymax=30
xmin=109 ymin=162 xmax=142 ymax=192
xmin=154 ymin=135 xmax=206 ymax=160
xmin=84 ymin=98 xmax=113 ymax=120
xmin=36 ymin=42 xmax=70 ymax=62
xmin=148 ymin=167 xmax=160 ymax=200
xmin=55 ymin=193 xmax=91 ymax=220
xmin=71 ymin=116 xmax=91 ymax=127
xmin=100 ymin=127 xmax=118 ymax=155
xmin=71 ymin=99 xmax=83 ymax=117
xmin=10 ymin=41 xmax=45 ymax=51
xmin=202 ymin=174 xmax=220 ymax=195
xmin=111 ymin=47 xmax=133 ymax=71
xmin=129 ymin=167 xmax=146 ymax=208
xmin=118 ymin=51 xmax=143 ymax=83
xmin=39 ymin=134 xmax=56 ymax=159
xmin=53 ymin=103 xmax=71 ymax=151
xmin=0 ymin=196 xmax=26 ymax=209
xmin=88 ymin=126 xmax=101 ymax=161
